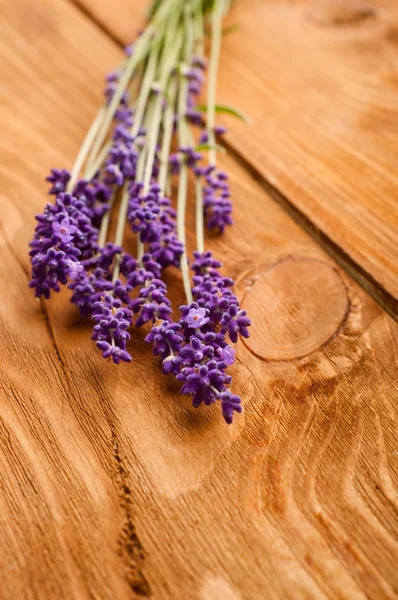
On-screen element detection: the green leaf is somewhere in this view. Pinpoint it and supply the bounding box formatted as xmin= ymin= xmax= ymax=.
xmin=197 ymin=104 xmax=252 ymax=125
xmin=204 ymin=23 xmax=239 ymax=37
xmin=222 ymin=23 xmax=240 ymax=36
xmin=195 ymin=143 xmax=226 ymax=154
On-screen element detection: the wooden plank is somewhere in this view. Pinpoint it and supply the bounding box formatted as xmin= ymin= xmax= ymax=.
xmin=76 ymin=0 xmax=398 ymax=317
xmin=1 ymin=0 xmax=398 ymax=599
xmin=0 ymin=1 xmax=137 ymax=598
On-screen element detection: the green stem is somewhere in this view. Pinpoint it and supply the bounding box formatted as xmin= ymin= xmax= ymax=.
xmin=158 ymin=79 xmax=177 ymax=195
xmin=136 ymin=99 xmax=155 ymax=263
xmin=176 ymin=4 xmax=195 ymax=305
xmin=143 ymin=36 xmax=183 ymax=194
xmin=186 ymin=127 xmax=205 ymax=255
xmin=194 ymin=0 xmax=205 ymax=56
xmin=207 ymin=0 xmax=224 ymax=167
xmin=194 ymin=176 xmax=205 ymax=254
xmin=111 ymin=29 xmax=165 ymax=279
xmin=97 ymin=192 xmax=116 ymax=248
xmin=67 ymin=106 xmax=106 ymax=192
xmin=131 ymin=39 xmax=162 ymax=138
xmin=84 ymin=140 xmax=112 ymax=181
xmin=176 ymin=151 xmax=192 ymax=304
xmin=137 ymin=21 xmax=183 ymax=262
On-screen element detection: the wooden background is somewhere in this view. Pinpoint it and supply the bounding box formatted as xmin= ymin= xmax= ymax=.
xmin=1 ymin=0 xmax=398 ymax=598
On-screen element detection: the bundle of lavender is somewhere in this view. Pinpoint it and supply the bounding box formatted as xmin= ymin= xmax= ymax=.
xmin=29 ymin=0 xmax=251 ymax=424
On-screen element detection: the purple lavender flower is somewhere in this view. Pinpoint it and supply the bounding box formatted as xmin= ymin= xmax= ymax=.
xmin=92 ymin=295 xmax=133 ymax=364
xmin=179 ymin=146 xmax=202 ymax=169
xmin=191 ymin=55 xmax=207 ymax=69
xmin=221 ymin=304 xmax=251 ymax=343
xmin=202 ymin=169 xmax=232 ymax=232
xmin=104 ymin=70 xmax=129 ymax=106
xmin=96 ymin=341 xmax=132 ymax=364
xmin=46 ymin=169 xmax=71 ymax=195
xmin=177 ymin=360 xmax=231 ymax=408
xmin=128 ymin=182 xmax=161 ymax=243
xmin=69 ymin=267 xmax=113 ymax=316
xmin=220 ymin=344 xmax=235 ymax=366
xmin=200 ymin=125 xmax=227 ymax=143
xmin=65 ymin=259 xmax=84 ymax=280
xmin=219 ymin=392 xmax=242 ymax=424
xmin=191 ymin=250 xmax=221 ymax=273
xmin=145 ymin=320 xmax=183 ymax=374
xmin=184 ymin=307 xmax=209 ymax=329
xmin=169 ymin=153 xmax=181 ymax=175
xmin=52 ymin=218 xmax=77 ymax=243
xmin=104 ymin=126 xmax=139 ymax=186
xmin=149 ymin=233 xmax=183 ymax=268
xmin=29 ymin=190 xmax=96 ymax=297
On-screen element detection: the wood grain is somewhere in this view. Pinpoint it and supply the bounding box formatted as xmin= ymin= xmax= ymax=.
xmin=1 ymin=0 xmax=398 ymax=599
xmin=77 ymin=0 xmax=398 ymax=317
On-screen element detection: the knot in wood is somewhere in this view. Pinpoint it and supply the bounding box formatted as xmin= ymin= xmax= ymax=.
xmin=241 ymin=257 xmax=349 ymax=361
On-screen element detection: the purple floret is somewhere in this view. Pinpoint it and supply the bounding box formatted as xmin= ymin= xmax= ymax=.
xmin=52 ymin=218 xmax=77 ymax=243
xmin=184 ymin=307 xmax=209 ymax=329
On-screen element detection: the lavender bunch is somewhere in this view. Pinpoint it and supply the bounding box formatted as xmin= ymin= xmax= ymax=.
xmin=29 ymin=0 xmax=251 ymax=424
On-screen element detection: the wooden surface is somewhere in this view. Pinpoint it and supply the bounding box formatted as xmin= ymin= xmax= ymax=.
xmin=1 ymin=0 xmax=398 ymax=599
xmin=79 ymin=0 xmax=398 ymax=318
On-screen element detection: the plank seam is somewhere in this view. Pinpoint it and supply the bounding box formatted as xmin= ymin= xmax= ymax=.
xmin=68 ymin=0 xmax=127 ymax=48
xmin=222 ymin=141 xmax=398 ymax=323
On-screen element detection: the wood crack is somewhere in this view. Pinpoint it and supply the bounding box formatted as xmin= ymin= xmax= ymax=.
xmin=90 ymin=370 xmax=151 ymax=597
xmin=39 ymin=298 xmax=68 ymax=374
xmin=111 ymin=427 xmax=151 ymax=597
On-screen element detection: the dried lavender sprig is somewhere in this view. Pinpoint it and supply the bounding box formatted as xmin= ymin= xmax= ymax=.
xmin=112 ymin=9 xmax=183 ymax=275
xmin=176 ymin=4 xmax=196 ymax=305
xmin=138 ymin=22 xmax=184 ymax=262
xmin=102 ymin=7 xmax=187 ymax=360
xmin=67 ymin=107 xmax=106 ymax=192
xmin=112 ymin=40 xmax=162 ymax=280
xmin=157 ymin=0 xmax=251 ymax=424
xmin=185 ymin=0 xmax=250 ymax=422
xmin=206 ymin=0 xmax=224 ymax=167
xmin=158 ymin=79 xmax=178 ymax=195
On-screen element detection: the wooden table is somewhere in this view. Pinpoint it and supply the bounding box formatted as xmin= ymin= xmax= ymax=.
xmin=1 ymin=0 xmax=398 ymax=598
